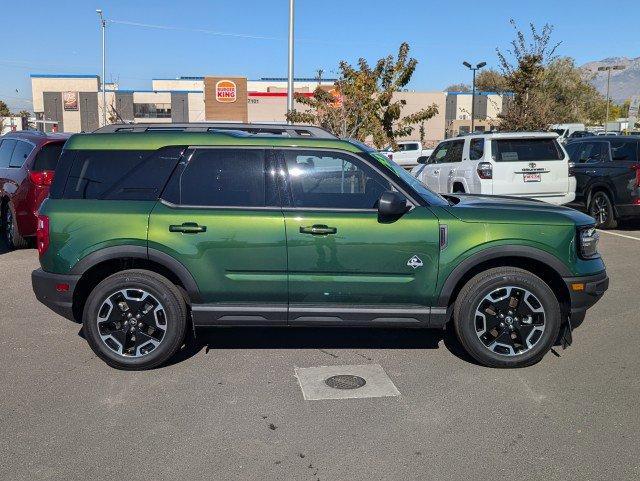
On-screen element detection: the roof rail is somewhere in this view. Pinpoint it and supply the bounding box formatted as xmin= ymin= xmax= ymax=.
xmin=92 ymin=122 xmax=337 ymax=139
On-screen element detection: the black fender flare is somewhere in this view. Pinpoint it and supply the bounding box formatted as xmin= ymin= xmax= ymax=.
xmin=436 ymin=245 xmax=572 ymax=307
xmin=70 ymin=245 xmax=201 ymax=303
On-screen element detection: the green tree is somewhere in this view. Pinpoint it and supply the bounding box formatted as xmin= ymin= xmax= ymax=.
xmin=496 ymin=20 xmax=561 ymax=131
xmin=444 ymin=83 xmax=470 ymax=92
xmin=475 ymin=69 xmax=508 ymax=93
xmin=287 ymin=43 xmax=439 ymax=148
xmin=0 ymin=100 xmax=10 ymax=117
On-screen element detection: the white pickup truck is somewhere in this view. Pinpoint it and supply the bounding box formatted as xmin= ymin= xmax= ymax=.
xmin=379 ymin=141 xmax=434 ymax=170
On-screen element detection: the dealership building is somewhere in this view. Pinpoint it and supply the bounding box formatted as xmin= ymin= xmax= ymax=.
xmin=30 ymin=74 xmax=508 ymax=142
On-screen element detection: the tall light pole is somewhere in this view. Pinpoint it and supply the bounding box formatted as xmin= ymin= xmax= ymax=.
xmin=598 ymin=65 xmax=625 ymax=134
xmin=286 ymin=0 xmax=295 ymax=122
xmin=463 ymin=61 xmax=486 ymax=133
xmin=96 ymin=9 xmax=107 ymax=127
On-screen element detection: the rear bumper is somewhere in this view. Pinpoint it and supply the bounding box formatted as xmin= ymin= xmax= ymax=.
xmin=31 ymin=269 xmax=80 ymax=322
xmin=564 ymin=270 xmax=609 ymax=317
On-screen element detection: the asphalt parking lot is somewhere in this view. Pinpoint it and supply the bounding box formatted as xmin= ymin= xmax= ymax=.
xmin=1 ymin=228 xmax=639 ymax=481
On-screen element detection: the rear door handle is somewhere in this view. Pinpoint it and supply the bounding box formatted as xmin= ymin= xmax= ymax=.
xmin=433 ymin=169 xmax=440 ymax=175
xmin=169 ymin=222 xmax=207 ymax=234
xmin=299 ymin=225 xmax=337 ymax=235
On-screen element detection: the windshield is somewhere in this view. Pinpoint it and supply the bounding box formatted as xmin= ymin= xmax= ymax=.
xmin=369 ymin=152 xmax=448 ymax=206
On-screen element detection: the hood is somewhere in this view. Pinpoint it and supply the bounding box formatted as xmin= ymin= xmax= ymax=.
xmin=442 ymin=194 xmax=595 ymax=226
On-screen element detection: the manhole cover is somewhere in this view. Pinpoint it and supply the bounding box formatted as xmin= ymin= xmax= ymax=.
xmin=324 ymin=375 xmax=367 ymax=390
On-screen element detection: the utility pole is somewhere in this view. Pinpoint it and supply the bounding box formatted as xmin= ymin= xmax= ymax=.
xmin=598 ymin=65 xmax=625 ymax=134
xmin=97 ymin=9 xmax=107 ymax=127
xmin=286 ymin=0 xmax=295 ymax=122
xmin=463 ymin=61 xmax=486 ymax=133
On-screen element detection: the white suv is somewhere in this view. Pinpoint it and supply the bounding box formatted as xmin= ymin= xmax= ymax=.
xmin=411 ymin=132 xmax=576 ymax=205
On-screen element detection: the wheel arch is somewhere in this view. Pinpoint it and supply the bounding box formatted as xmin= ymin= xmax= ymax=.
xmin=437 ymin=246 xmax=572 ymax=318
xmin=70 ymin=246 xmax=201 ymax=322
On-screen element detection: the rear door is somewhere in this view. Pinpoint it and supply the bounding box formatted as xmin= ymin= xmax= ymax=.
xmin=490 ymin=137 xmax=568 ymax=198
xmin=566 ymin=141 xmax=611 ymax=204
xmin=608 ymin=139 xmax=640 ymax=204
xmin=148 ymin=147 xmax=288 ymax=325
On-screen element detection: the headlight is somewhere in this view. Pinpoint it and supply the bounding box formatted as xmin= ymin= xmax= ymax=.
xmin=578 ymin=226 xmax=599 ymax=258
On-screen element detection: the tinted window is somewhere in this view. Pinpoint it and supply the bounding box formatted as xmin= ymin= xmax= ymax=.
xmin=398 ymin=143 xmax=419 ymax=151
xmin=572 ymin=142 xmax=609 ymax=164
xmin=9 ymin=140 xmax=34 ymax=168
xmin=431 ymin=140 xmax=464 ymax=164
xmin=33 ymin=142 xmax=65 ymax=171
xmin=469 ymin=138 xmax=484 ymax=161
xmin=610 ymin=140 xmax=638 ymax=162
xmin=491 ymin=138 xmax=563 ymax=161
xmin=172 ymin=149 xmax=275 ymax=207
xmin=0 ymin=139 xmax=17 ymax=168
xmin=284 ymin=150 xmax=390 ymax=209
xmin=62 ymin=147 xmax=184 ymax=200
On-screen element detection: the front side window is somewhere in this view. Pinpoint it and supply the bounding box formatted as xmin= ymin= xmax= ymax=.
xmin=170 ymin=148 xmax=277 ymax=207
xmin=0 ymin=139 xmax=17 ymax=168
xmin=283 ymin=150 xmax=391 ymax=209
xmin=431 ymin=140 xmax=464 ymax=164
xmin=491 ymin=138 xmax=563 ymax=161
xmin=573 ymin=142 xmax=609 ymax=164
xmin=610 ymin=140 xmax=638 ymax=162
xmin=469 ymin=138 xmax=484 ymax=161
xmin=9 ymin=140 xmax=34 ymax=168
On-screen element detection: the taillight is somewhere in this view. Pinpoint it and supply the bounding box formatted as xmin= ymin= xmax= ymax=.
xmin=631 ymin=164 xmax=640 ymax=188
xmin=29 ymin=170 xmax=55 ymax=187
xmin=36 ymin=215 xmax=49 ymax=256
xmin=569 ymin=162 xmax=576 ymax=177
xmin=477 ymin=162 xmax=493 ymax=179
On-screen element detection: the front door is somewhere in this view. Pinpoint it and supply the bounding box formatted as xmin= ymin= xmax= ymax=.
xmin=148 ymin=147 xmax=288 ymax=326
xmin=277 ymin=148 xmax=441 ymax=326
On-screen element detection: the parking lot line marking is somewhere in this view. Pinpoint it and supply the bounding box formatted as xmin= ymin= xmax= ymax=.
xmin=597 ymin=230 xmax=640 ymax=242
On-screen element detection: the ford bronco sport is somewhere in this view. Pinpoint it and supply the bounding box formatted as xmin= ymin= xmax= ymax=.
xmin=31 ymin=123 xmax=608 ymax=370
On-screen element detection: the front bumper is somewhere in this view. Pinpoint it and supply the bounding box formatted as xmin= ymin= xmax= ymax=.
xmin=563 ymin=270 xmax=609 ymax=316
xmin=32 ymin=269 xmax=80 ymax=322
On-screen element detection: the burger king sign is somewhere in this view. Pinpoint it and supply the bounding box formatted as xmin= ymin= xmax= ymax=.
xmin=215 ymin=80 xmax=237 ymax=103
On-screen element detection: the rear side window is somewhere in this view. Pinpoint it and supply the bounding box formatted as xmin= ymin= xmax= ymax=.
xmin=164 ymin=148 xmax=277 ymax=207
xmin=491 ymin=138 xmax=563 ymax=161
xmin=398 ymin=143 xmax=419 ymax=151
xmin=60 ymin=147 xmax=184 ymax=200
xmin=0 ymin=139 xmax=17 ymax=168
xmin=33 ymin=142 xmax=65 ymax=171
xmin=9 ymin=140 xmax=34 ymax=168
xmin=610 ymin=140 xmax=638 ymax=162
xmin=469 ymin=138 xmax=484 ymax=160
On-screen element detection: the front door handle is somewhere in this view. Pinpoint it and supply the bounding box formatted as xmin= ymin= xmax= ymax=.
xmin=449 ymin=169 xmax=455 ymax=174
xmin=299 ymin=225 xmax=337 ymax=235
xmin=433 ymin=169 xmax=440 ymax=175
xmin=169 ymin=222 xmax=207 ymax=234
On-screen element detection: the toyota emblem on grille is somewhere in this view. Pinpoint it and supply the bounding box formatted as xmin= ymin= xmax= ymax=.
xmin=528 ymin=162 xmax=537 ymax=169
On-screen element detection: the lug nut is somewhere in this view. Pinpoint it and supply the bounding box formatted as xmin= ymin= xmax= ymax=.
xmin=138 ymin=322 xmax=144 ymax=328
xmin=500 ymin=322 xmax=505 ymax=327
xmin=131 ymin=336 xmax=136 ymax=341
xmin=499 ymin=313 xmax=505 ymax=319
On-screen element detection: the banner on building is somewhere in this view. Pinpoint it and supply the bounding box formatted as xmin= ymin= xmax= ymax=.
xmin=63 ymin=91 xmax=79 ymax=111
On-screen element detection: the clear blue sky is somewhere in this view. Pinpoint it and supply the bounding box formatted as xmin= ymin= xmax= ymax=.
xmin=1 ymin=0 xmax=638 ymax=111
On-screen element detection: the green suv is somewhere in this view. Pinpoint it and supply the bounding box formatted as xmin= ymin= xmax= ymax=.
xmin=31 ymin=123 xmax=609 ymax=370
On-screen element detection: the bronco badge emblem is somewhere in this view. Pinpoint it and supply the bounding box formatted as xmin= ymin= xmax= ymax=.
xmin=407 ymin=255 xmax=423 ymax=269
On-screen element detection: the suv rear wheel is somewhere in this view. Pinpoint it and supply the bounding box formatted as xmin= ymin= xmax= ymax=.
xmin=82 ymin=269 xmax=187 ymax=370
xmin=2 ymin=201 xmax=28 ymax=250
xmin=588 ymin=191 xmax=617 ymax=229
xmin=453 ymin=267 xmax=561 ymax=368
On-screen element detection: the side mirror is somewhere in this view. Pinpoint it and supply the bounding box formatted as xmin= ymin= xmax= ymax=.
xmin=417 ymin=155 xmax=430 ymax=164
xmin=378 ymin=191 xmax=409 ymax=217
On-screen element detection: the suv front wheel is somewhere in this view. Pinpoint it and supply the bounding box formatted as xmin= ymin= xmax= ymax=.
xmin=82 ymin=269 xmax=187 ymax=370
xmin=453 ymin=267 xmax=561 ymax=368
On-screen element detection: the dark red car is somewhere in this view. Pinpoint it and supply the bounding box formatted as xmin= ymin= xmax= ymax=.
xmin=0 ymin=131 xmax=70 ymax=249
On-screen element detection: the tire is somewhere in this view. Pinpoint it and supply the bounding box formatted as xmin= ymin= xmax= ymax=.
xmin=588 ymin=191 xmax=617 ymax=229
xmin=82 ymin=269 xmax=187 ymax=370
xmin=453 ymin=267 xmax=561 ymax=368
xmin=2 ymin=202 xmax=28 ymax=250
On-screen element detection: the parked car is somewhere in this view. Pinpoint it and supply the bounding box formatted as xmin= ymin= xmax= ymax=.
xmin=379 ymin=141 xmax=434 ymax=170
xmin=412 ymin=132 xmax=576 ymax=205
xmin=549 ymin=123 xmax=586 ymax=143
xmin=32 ymin=123 xmax=607 ymax=370
xmin=565 ymin=136 xmax=640 ymax=228
xmin=567 ymin=130 xmax=594 ymax=140
xmin=0 ymin=131 xmax=70 ymax=249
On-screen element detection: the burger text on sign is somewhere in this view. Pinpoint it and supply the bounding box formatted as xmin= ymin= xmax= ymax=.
xmin=215 ymin=80 xmax=237 ymax=103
